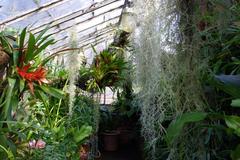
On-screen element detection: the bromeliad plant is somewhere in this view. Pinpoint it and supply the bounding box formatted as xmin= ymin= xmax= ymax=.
xmin=79 ymin=46 xmax=128 ymax=92
xmin=0 ymin=27 xmax=65 ymax=118
xmin=0 ymin=28 xmax=65 ymax=158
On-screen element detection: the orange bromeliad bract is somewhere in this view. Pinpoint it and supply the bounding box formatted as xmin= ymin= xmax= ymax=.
xmin=17 ymin=64 xmax=49 ymax=94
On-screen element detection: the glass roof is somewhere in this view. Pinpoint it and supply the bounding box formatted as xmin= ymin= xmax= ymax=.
xmin=0 ymin=0 xmax=126 ymax=54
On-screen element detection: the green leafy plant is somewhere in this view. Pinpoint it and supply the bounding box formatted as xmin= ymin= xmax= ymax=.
xmin=165 ymin=73 xmax=240 ymax=159
xmin=99 ymin=105 xmax=123 ymax=132
xmin=165 ymin=111 xmax=240 ymax=160
xmin=72 ymin=125 xmax=93 ymax=144
xmin=15 ymin=94 xmax=94 ymax=159
xmin=73 ymin=95 xmax=99 ymax=132
xmin=0 ymin=145 xmax=14 ymax=160
xmin=0 ymin=27 xmax=65 ymax=159
xmin=164 ymin=112 xmax=208 ymax=145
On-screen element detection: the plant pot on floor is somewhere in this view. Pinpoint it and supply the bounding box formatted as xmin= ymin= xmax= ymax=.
xmin=102 ymin=130 xmax=120 ymax=151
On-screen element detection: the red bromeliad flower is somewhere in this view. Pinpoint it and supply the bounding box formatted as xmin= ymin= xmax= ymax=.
xmin=17 ymin=64 xmax=49 ymax=94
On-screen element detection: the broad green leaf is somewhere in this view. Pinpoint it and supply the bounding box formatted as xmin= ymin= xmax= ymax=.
xmin=73 ymin=125 xmax=92 ymax=143
xmin=35 ymin=26 xmax=50 ymax=42
xmin=0 ymin=35 xmax=12 ymax=54
xmin=25 ymin=33 xmax=36 ymax=62
xmin=35 ymin=90 xmax=48 ymax=107
xmin=4 ymin=78 xmax=16 ymax=119
xmin=225 ymin=115 xmax=240 ymax=137
xmin=17 ymin=27 xmax=27 ymax=66
xmin=19 ymin=79 xmax=25 ymax=93
xmin=0 ymin=135 xmax=8 ymax=148
xmin=10 ymin=95 xmax=18 ymax=113
xmin=231 ymin=99 xmax=240 ymax=107
xmin=165 ymin=112 xmax=207 ymax=145
xmin=0 ymin=88 xmax=6 ymax=107
xmin=39 ymin=85 xmax=65 ymax=99
xmin=6 ymin=139 xmax=16 ymax=157
xmin=19 ymin=27 xmax=27 ymax=50
xmin=34 ymin=39 xmax=54 ymax=56
xmin=0 ymin=145 xmax=8 ymax=153
xmin=27 ymin=130 xmax=33 ymax=140
xmin=37 ymin=34 xmax=52 ymax=46
xmin=12 ymin=50 xmax=19 ymax=66
xmin=213 ymin=75 xmax=240 ymax=98
xmin=7 ymin=148 xmax=15 ymax=160
xmin=0 ymin=145 xmax=15 ymax=160
xmin=214 ymin=81 xmax=240 ymax=98
xmin=231 ymin=144 xmax=240 ymax=160
xmin=0 ymin=145 xmax=9 ymax=159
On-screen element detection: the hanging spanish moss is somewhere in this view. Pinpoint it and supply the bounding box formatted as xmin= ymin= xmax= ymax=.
xmin=66 ymin=30 xmax=82 ymax=116
xmin=133 ymin=0 xmax=208 ymax=159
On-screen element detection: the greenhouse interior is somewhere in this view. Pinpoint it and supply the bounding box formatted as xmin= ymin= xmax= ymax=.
xmin=0 ymin=0 xmax=240 ymax=160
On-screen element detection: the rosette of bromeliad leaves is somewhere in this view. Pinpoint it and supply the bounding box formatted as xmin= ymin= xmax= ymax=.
xmin=79 ymin=46 xmax=128 ymax=93
xmin=0 ymin=27 xmax=65 ymax=121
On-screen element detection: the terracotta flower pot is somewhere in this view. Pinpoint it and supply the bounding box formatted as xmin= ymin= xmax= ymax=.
xmin=102 ymin=130 xmax=120 ymax=151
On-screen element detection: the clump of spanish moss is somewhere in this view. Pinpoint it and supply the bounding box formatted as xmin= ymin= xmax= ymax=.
xmin=132 ymin=0 xmax=208 ymax=159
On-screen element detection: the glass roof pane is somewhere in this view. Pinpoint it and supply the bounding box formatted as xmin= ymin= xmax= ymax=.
xmin=0 ymin=0 xmax=125 ymax=54
xmin=47 ymin=0 xmax=91 ymax=18
xmin=0 ymin=0 xmax=37 ymax=21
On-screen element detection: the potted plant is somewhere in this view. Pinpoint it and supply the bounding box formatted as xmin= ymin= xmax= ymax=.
xmin=99 ymin=105 xmax=120 ymax=151
xmin=77 ymin=45 xmax=129 ymax=152
xmin=78 ymin=47 xmax=128 ymax=93
xmin=72 ymin=95 xmax=101 ymax=159
xmin=112 ymin=77 xmax=141 ymax=146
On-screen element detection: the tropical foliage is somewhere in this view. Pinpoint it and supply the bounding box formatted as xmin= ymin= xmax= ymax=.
xmin=0 ymin=28 xmax=93 ymax=159
xmin=1 ymin=0 xmax=240 ymax=160
xmin=79 ymin=46 xmax=128 ymax=92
